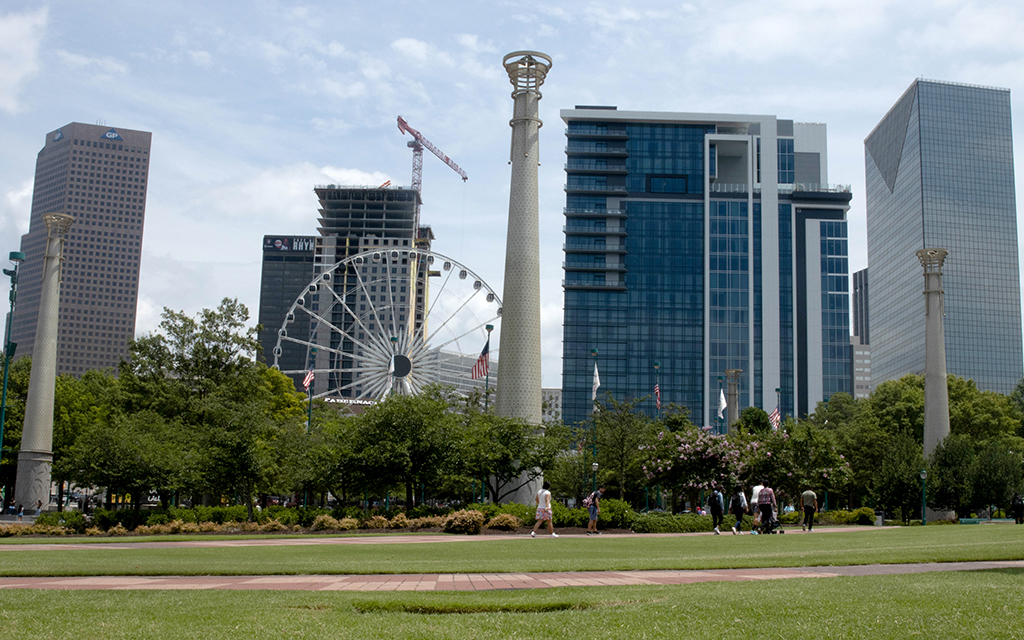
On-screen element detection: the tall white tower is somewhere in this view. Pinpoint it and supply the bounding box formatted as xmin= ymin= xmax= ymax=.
xmin=15 ymin=212 xmax=74 ymax=511
xmin=918 ymin=248 xmax=950 ymax=459
xmin=495 ymin=51 xmax=551 ymax=429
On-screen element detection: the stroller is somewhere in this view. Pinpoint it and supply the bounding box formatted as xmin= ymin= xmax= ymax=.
xmin=754 ymin=505 xmax=784 ymax=534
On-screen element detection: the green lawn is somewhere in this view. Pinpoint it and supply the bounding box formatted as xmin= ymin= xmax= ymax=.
xmin=0 ymin=525 xmax=1021 ymax=577
xmin=1 ymin=570 xmax=1022 ymax=639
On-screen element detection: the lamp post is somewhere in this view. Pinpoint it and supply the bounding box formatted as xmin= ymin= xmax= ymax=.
xmin=484 ymin=324 xmax=493 ymax=411
xmin=590 ymin=348 xmax=599 ymax=492
xmin=0 ymin=251 xmax=25 ymax=508
xmin=920 ymin=468 xmax=928 ymax=526
xmin=591 ymin=462 xmax=598 ymax=493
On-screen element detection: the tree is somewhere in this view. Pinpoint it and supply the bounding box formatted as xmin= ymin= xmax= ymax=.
xmin=871 ymin=432 xmax=924 ymax=522
xmin=867 ymin=375 xmax=925 ymax=442
xmin=970 ymin=438 xmax=1024 ymax=518
xmin=948 ymin=376 xmax=1021 ymax=441
xmin=735 ymin=406 xmax=771 ymax=435
xmin=785 ymin=419 xmax=850 ymax=501
xmin=926 ymin=433 xmax=975 ymax=518
xmin=592 ymin=395 xmax=658 ymax=501
xmin=641 ymin=425 xmax=744 ymax=502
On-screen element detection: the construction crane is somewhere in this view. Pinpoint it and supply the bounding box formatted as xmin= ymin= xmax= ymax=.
xmin=397 ymin=116 xmax=468 ymax=234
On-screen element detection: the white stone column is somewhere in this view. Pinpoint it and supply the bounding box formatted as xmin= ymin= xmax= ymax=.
xmin=497 ymin=51 xmax=551 ymax=504
xmin=917 ymin=248 xmax=950 ymax=460
xmin=15 ymin=213 xmax=74 ymax=512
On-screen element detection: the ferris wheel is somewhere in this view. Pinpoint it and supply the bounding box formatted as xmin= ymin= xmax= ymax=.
xmin=272 ymin=247 xmax=501 ymax=401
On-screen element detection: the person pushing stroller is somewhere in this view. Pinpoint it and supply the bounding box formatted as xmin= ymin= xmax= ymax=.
xmin=756 ymin=481 xmax=782 ymax=534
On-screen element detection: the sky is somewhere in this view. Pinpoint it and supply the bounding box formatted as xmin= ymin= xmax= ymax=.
xmin=2 ymin=0 xmax=1024 ymax=388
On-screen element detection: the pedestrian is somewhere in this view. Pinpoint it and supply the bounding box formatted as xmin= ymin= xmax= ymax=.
xmin=801 ymin=488 xmax=818 ymax=532
xmin=729 ymin=484 xmax=748 ymax=534
xmin=757 ymin=482 xmax=776 ymax=533
xmin=16 ymin=504 xmax=23 ymax=522
xmin=531 ymin=481 xmax=558 ymax=538
xmin=710 ymin=484 xmax=725 ymax=534
xmin=585 ymin=485 xmax=604 ymax=535
xmin=1012 ymin=493 xmax=1024 ymax=525
xmin=750 ymin=482 xmax=764 ymax=528
xmin=34 ymin=499 xmax=43 ymax=516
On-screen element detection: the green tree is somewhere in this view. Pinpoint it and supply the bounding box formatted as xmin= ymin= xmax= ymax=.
xmin=0 ymin=356 xmax=31 ymax=508
xmin=970 ymin=438 xmax=1024 ymax=518
xmin=870 ymin=432 xmax=924 ymax=522
xmin=948 ymin=376 xmax=1021 ymax=441
xmin=592 ymin=395 xmax=658 ymax=501
xmin=867 ymin=375 xmax=925 ymax=442
xmin=641 ymin=425 xmax=744 ymax=501
xmin=735 ymin=406 xmax=771 ymax=435
xmin=926 ymin=433 xmax=975 ymax=518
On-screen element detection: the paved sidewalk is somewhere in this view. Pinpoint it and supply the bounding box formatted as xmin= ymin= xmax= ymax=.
xmin=1 ymin=561 xmax=1021 ymax=592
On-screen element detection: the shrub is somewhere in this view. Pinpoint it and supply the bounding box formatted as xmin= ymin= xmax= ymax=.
xmin=331 ymin=505 xmax=366 ymax=521
xmin=388 ymin=513 xmax=410 ymax=529
xmin=364 ymin=515 xmax=389 ymax=529
xmin=146 ymin=512 xmax=170 ymax=526
xmin=180 ymin=522 xmax=201 ymax=534
xmin=311 ymin=515 xmax=341 ymax=531
xmin=443 ymin=509 xmax=485 ymax=535
xmin=408 ymin=516 xmax=445 ymax=530
xmin=199 ymin=521 xmax=220 ymax=532
xmin=108 ymin=524 xmax=129 ymax=536
xmin=497 ymin=502 xmax=534 ymax=525
xmin=551 ymin=502 xmax=588 ymax=528
xmin=596 ymin=499 xmax=635 ymax=530
xmin=468 ymin=503 xmax=502 ymax=520
xmin=85 ymin=526 xmax=104 ymax=536
xmin=485 ymin=513 xmax=522 ymax=531
xmin=337 ymin=517 xmax=361 ymax=531
xmin=629 ymin=512 xmax=750 ymax=534
xmin=35 ymin=511 xmax=87 ymax=534
xmin=295 ymin=508 xmax=329 ymax=528
xmin=259 ymin=519 xmax=287 ymax=533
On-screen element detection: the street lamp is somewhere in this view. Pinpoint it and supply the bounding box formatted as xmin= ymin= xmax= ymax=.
xmin=591 ymin=462 xmax=598 ymax=492
xmin=0 ymin=251 xmax=26 ymax=505
xmin=920 ymin=468 xmax=928 ymax=526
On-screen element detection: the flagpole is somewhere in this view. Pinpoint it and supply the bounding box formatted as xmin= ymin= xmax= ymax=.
xmin=653 ymin=360 xmax=660 ymax=418
xmin=591 ymin=348 xmax=599 ymax=492
xmin=306 ymin=347 xmax=317 ymax=433
xmin=484 ymin=324 xmax=493 ymax=411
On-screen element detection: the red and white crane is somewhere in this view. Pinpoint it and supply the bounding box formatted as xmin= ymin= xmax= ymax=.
xmin=397 ymin=116 xmax=468 ymax=234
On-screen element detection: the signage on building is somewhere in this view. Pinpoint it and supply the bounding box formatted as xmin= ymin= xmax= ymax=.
xmin=103 ymin=129 xmax=124 ymax=141
xmin=53 ymin=129 xmax=64 ymax=141
xmin=264 ymin=237 xmax=315 ymax=252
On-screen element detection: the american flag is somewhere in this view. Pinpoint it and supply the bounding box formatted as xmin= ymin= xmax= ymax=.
xmin=471 ymin=337 xmax=489 ymax=380
xmin=303 ymin=367 xmax=315 ymax=392
xmin=768 ymin=404 xmax=781 ymax=430
xmin=654 ymin=383 xmax=661 ymax=410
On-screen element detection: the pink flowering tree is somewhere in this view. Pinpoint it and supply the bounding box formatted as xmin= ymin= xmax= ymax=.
xmin=740 ymin=419 xmax=851 ymax=505
xmin=640 ymin=426 xmax=745 ymax=509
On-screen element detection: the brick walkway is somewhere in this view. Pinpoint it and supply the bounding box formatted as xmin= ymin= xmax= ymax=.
xmin=1 ymin=561 xmax=1021 ymax=592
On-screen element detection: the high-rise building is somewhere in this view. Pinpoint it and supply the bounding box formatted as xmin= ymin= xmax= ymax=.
xmin=865 ymin=79 xmax=1022 ymax=394
xmin=11 ymin=123 xmax=150 ymax=375
xmin=560 ymin=107 xmax=852 ymax=429
xmin=258 ymin=235 xmax=318 ymax=389
xmin=852 ymin=268 xmax=869 ymax=346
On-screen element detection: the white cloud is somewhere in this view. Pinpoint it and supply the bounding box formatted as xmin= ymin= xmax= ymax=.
xmin=322 ymin=78 xmax=368 ymax=100
xmin=188 ymin=50 xmax=213 ymax=67
xmin=0 ymin=179 xmax=32 ymax=238
xmin=55 ymin=50 xmax=129 ymax=75
xmin=0 ymin=7 xmax=47 ymax=113
xmin=392 ymin=37 xmax=432 ymax=61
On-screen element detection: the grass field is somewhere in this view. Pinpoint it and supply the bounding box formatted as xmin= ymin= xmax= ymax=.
xmin=1 ymin=525 xmax=1021 ymax=577
xmin=1 ymin=570 xmax=1022 ymax=639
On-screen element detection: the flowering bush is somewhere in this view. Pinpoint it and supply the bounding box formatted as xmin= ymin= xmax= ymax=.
xmin=484 ymin=513 xmax=522 ymax=531
xmin=442 ymin=509 xmax=485 ymax=535
xmin=641 ymin=427 xmax=745 ymax=495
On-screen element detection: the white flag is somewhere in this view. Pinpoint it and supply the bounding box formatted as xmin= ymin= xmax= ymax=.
xmin=592 ymin=362 xmax=601 ymax=401
xmin=717 ymin=388 xmax=727 ymax=420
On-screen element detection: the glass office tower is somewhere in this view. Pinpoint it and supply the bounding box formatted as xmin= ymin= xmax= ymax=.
xmin=561 ymin=108 xmax=852 ymax=429
xmin=865 ymin=80 xmax=1022 ymax=394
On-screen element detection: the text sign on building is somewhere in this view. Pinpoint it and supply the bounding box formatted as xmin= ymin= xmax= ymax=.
xmin=264 ymin=237 xmax=315 ymax=252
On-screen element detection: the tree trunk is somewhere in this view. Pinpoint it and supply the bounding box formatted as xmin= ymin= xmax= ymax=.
xmin=405 ymin=481 xmax=414 ymax=510
xmin=244 ymin=480 xmax=254 ymax=522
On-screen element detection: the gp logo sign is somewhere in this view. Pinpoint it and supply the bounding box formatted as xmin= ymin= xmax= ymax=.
xmin=103 ymin=129 xmax=124 ymax=141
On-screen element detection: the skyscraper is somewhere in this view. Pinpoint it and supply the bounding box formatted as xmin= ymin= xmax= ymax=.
xmin=865 ymin=79 xmax=1022 ymax=394
xmin=258 ymin=235 xmax=318 ymax=390
xmin=11 ymin=123 xmax=150 ymax=375
xmin=560 ymin=108 xmax=852 ymax=429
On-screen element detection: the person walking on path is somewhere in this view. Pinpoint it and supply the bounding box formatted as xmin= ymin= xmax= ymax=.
xmin=729 ymin=484 xmax=748 ymax=534
xmin=757 ymin=482 xmax=776 ymax=532
xmin=585 ymin=486 xmax=604 ymax=535
xmin=1012 ymin=493 xmax=1024 ymax=525
xmin=16 ymin=504 xmax=23 ymax=522
xmin=532 ymin=482 xmax=558 ymax=538
xmin=34 ymin=500 xmax=42 ymax=516
xmin=801 ymin=488 xmax=818 ymax=531
xmin=710 ymin=484 xmax=725 ymax=534
xmin=750 ymin=482 xmax=764 ymax=528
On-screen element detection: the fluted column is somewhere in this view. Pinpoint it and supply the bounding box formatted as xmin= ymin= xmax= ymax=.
xmin=495 ymin=51 xmax=551 ymax=427
xmin=15 ymin=213 xmax=74 ymax=512
xmin=917 ymin=248 xmax=950 ymax=460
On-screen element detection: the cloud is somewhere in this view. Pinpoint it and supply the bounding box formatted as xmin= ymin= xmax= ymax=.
xmin=188 ymin=50 xmax=213 ymax=67
xmin=0 ymin=179 xmax=32 ymax=238
xmin=0 ymin=7 xmax=48 ymax=113
xmin=55 ymin=50 xmax=129 ymax=75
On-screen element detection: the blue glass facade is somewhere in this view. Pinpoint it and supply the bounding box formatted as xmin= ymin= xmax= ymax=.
xmin=561 ymin=109 xmax=851 ymax=428
xmin=865 ymin=80 xmax=1023 ymax=394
